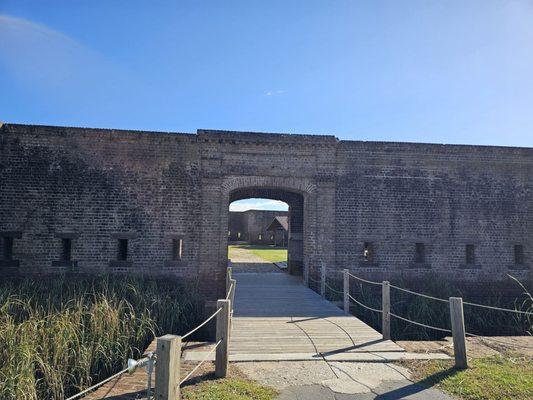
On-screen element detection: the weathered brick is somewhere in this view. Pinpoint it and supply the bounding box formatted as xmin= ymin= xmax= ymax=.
xmin=0 ymin=124 xmax=531 ymax=297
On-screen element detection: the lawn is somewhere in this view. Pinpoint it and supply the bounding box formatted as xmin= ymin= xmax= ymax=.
xmin=228 ymin=244 xmax=287 ymax=263
xmin=183 ymin=377 xmax=278 ymax=400
xmin=403 ymin=354 xmax=533 ymax=400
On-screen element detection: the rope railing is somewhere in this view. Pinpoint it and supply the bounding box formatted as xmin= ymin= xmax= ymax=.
xmin=308 ymin=266 xmax=532 ymax=370
xmin=389 ymin=284 xmax=450 ymax=304
xmin=389 ymin=312 xmax=452 ymax=333
xmin=67 ymin=267 xmax=236 ymax=400
xmin=324 ymin=282 xmax=343 ymax=295
xmin=349 ymin=272 xmax=532 ymax=315
xmin=182 ymin=307 xmax=222 ymax=340
xmin=462 ymin=300 xmax=533 ymax=316
xmin=347 ymin=293 xmax=382 ymax=314
xmin=225 ymin=281 xmax=234 ymax=301
xmin=66 ymin=352 xmax=156 ymax=400
xmin=179 ymin=339 xmax=222 ymax=386
xmin=347 ymin=272 xmax=382 ymax=286
xmin=66 ymin=366 xmax=131 ymax=400
xmin=465 ymin=332 xmax=533 ymax=350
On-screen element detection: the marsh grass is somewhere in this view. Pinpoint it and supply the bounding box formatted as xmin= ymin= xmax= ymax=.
xmin=0 ymin=274 xmax=203 ymax=400
xmin=323 ymin=273 xmax=532 ymax=340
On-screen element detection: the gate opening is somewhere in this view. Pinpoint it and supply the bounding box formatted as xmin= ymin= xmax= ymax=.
xmin=227 ymin=188 xmax=305 ymax=276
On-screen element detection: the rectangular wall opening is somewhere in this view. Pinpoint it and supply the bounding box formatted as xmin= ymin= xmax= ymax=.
xmin=3 ymin=237 xmax=13 ymax=260
xmin=118 ymin=239 xmax=128 ymax=261
xmin=514 ymin=244 xmax=524 ymax=265
xmin=465 ymin=244 xmax=476 ymax=265
xmin=415 ymin=242 xmax=426 ymax=263
xmin=61 ymin=238 xmax=72 ymax=262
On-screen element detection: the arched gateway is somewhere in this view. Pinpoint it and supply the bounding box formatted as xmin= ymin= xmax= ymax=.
xmin=0 ymin=124 xmax=531 ymax=301
xmin=197 ymin=130 xmax=337 ymax=298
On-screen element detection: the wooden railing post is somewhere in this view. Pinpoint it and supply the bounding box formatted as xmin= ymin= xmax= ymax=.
xmin=155 ymin=334 xmax=181 ymax=400
xmin=382 ymin=281 xmax=390 ymax=340
xmin=343 ymin=269 xmax=349 ymax=313
xmin=226 ymin=266 xmax=232 ymax=295
xmin=320 ymin=263 xmax=326 ymax=298
xmin=450 ymin=297 xmax=468 ymax=369
xmin=229 ymin=279 xmax=236 ymax=309
xmin=215 ymin=299 xmax=230 ymax=378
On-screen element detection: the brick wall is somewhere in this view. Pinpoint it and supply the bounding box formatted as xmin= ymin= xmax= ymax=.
xmin=228 ymin=210 xmax=288 ymax=244
xmin=1 ymin=123 xmax=531 ymax=294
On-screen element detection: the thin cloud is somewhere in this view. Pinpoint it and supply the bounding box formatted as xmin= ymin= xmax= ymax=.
xmin=265 ymin=89 xmax=286 ymax=96
xmin=0 ymin=14 xmax=139 ymax=101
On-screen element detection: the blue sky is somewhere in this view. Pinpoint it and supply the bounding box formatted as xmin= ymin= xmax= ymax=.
xmin=1 ymin=1 xmax=533 ymax=149
xmin=3 ymin=1 xmax=532 ymax=211
xmin=230 ymin=199 xmax=288 ymax=212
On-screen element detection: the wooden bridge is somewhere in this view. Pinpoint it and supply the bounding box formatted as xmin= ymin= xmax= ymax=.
xmin=185 ymin=271 xmax=448 ymax=363
xmin=229 ymin=272 xmax=404 ymax=360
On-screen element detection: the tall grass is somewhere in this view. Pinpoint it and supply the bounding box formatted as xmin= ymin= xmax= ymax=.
xmin=0 ymin=274 xmax=204 ymax=400
xmin=323 ymin=273 xmax=533 ymax=340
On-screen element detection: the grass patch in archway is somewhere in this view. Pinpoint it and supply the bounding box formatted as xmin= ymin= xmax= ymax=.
xmin=229 ymin=244 xmax=287 ymax=264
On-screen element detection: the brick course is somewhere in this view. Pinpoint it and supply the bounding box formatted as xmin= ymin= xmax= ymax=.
xmin=0 ymin=123 xmax=531 ymax=295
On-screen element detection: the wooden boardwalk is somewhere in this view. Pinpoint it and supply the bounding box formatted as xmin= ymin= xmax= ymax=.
xmin=228 ymin=272 xmax=405 ymax=361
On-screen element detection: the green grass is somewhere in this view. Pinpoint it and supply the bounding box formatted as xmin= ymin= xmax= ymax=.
xmin=405 ymin=355 xmax=533 ymax=400
xmin=228 ymin=244 xmax=287 ymax=263
xmin=182 ymin=377 xmax=278 ymax=400
xmin=0 ymin=275 xmax=203 ymax=400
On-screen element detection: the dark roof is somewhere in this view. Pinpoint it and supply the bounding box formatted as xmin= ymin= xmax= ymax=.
xmin=267 ymin=216 xmax=288 ymax=231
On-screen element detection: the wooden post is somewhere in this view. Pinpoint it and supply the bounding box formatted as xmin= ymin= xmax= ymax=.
xmin=228 ymin=278 xmax=237 ymax=342
xmin=450 ymin=297 xmax=468 ymax=369
xmin=320 ymin=263 xmax=326 ymax=298
xmin=382 ymin=281 xmax=390 ymax=340
xmin=229 ymin=279 xmax=236 ymax=310
xmin=343 ymin=269 xmax=349 ymax=313
xmin=226 ymin=266 xmax=232 ymax=295
xmin=155 ymin=334 xmax=181 ymax=400
xmin=215 ymin=299 xmax=230 ymax=377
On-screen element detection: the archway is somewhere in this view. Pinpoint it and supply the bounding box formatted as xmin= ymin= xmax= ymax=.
xmin=228 ymin=188 xmax=305 ymax=275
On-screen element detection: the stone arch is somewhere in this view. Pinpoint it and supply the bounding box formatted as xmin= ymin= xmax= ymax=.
xmin=220 ymin=176 xmax=317 ymax=276
xmin=221 ymin=175 xmax=316 ymax=197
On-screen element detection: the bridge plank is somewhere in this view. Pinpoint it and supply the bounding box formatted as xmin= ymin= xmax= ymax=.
xmin=230 ymin=273 xmax=404 ymax=357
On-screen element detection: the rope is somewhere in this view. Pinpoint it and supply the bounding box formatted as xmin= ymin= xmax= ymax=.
xmin=325 ymin=282 xmax=343 ymax=295
xmin=389 ymin=284 xmax=449 ymax=304
xmin=389 ymin=312 xmax=452 ymax=333
xmin=308 ymin=275 xmax=321 ymax=284
xmin=179 ymin=339 xmax=222 ymax=385
xmin=353 ymin=274 xmax=531 ymax=316
xmin=66 ymin=366 xmax=130 ymax=400
xmin=182 ymin=308 xmax=222 ymax=340
xmin=347 ymin=272 xmax=382 ymax=286
xmin=348 ymin=294 xmax=382 ymax=314
xmin=464 ymin=332 xmax=533 ymax=350
xmin=462 ymin=301 xmax=533 ymax=316
xmin=225 ymin=282 xmax=234 ymax=300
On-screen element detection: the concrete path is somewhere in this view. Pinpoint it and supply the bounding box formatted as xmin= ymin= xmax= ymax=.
xmin=237 ymin=361 xmax=454 ymax=400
